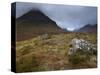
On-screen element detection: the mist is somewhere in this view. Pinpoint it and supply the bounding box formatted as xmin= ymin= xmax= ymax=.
xmin=16 ymin=2 xmax=97 ymax=31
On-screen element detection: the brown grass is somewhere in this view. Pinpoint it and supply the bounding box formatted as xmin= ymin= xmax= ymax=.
xmin=16 ymin=33 xmax=97 ymax=72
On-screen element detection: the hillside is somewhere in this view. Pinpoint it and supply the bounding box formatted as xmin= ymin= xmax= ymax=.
xmin=75 ymin=24 xmax=97 ymax=33
xmin=16 ymin=33 xmax=97 ymax=72
xmin=16 ymin=10 xmax=65 ymax=41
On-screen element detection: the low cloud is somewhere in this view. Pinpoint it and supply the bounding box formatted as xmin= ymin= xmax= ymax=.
xmin=16 ymin=2 xmax=97 ymax=30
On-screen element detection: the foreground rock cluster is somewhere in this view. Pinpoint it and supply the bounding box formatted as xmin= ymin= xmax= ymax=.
xmin=68 ymin=38 xmax=97 ymax=66
xmin=68 ymin=38 xmax=97 ymax=55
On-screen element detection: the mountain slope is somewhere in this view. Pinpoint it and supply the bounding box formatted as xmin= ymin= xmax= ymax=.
xmin=75 ymin=24 xmax=97 ymax=33
xmin=16 ymin=10 xmax=65 ymax=41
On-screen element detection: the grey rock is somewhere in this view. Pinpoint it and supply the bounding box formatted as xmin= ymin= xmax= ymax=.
xmin=68 ymin=38 xmax=97 ymax=55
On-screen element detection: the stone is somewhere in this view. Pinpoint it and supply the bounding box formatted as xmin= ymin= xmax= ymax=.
xmin=68 ymin=38 xmax=97 ymax=55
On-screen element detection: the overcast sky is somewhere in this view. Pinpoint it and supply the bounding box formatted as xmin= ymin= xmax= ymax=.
xmin=16 ymin=2 xmax=97 ymax=31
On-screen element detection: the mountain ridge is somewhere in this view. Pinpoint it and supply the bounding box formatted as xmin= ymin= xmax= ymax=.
xmin=16 ymin=10 xmax=66 ymax=41
xmin=74 ymin=24 xmax=97 ymax=33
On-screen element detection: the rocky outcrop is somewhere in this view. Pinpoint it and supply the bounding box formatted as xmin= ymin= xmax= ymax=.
xmin=68 ymin=38 xmax=97 ymax=55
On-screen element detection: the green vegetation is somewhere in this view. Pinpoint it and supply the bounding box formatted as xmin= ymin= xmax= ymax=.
xmin=68 ymin=49 xmax=96 ymax=66
xmin=16 ymin=33 xmax=97 ymax=72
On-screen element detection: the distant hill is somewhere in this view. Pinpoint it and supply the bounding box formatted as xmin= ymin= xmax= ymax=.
xmin=16 ymin=10 xmax=65 ymax=41
xmin=74 ymin=24 xmax=97 ymax=33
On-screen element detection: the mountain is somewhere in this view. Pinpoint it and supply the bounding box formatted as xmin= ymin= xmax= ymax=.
xmin=16 ymin=10 xmax=65 ymax=41
xmin=74 ymin=24 xmax=97 ymax=33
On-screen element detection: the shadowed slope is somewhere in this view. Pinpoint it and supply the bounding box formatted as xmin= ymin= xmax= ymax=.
xmin=16 ymin=10 xmax=65 ymax=41
xmin=75 ymin=24 xmax=97 ymax=33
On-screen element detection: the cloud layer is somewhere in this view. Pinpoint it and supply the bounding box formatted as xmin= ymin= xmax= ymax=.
xmin=16 ymin=2 xmax=97 ymax=31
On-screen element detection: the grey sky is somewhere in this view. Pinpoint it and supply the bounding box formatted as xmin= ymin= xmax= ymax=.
xmin=16 ymin=2 xmax=97 ymax=31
